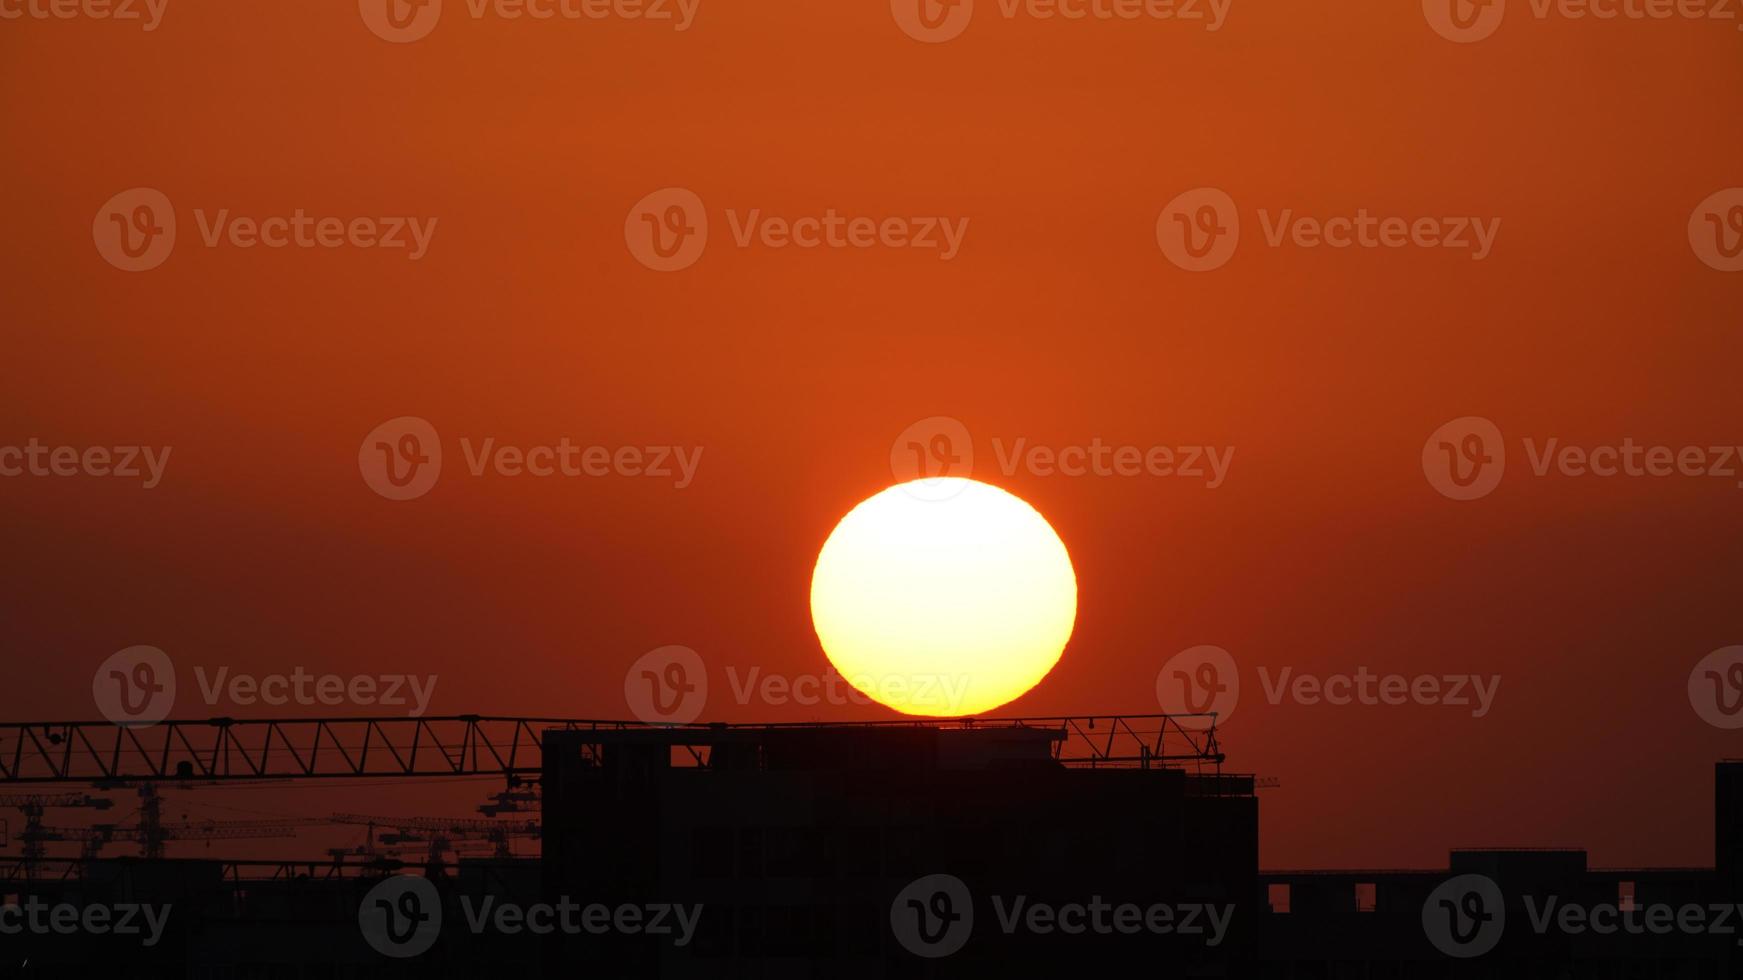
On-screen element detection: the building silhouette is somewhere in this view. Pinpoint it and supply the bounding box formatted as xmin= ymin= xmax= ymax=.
xmin=0 ymin=719 xmax=1737 ymax=976
xmin=540 ymin=719 xmax=1252 ymax=975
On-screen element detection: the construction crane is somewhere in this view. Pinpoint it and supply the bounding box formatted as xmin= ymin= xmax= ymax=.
xmin=0 ymin=714 xmax=1222 ymax=783
xmin=325 ymin=830 xmax=461 ymax=875
xmin=85 ymin=780 xmax=307 ymax=858
xmin=0 ymin=717 xmax=584 ymax=783
xmin=30 ymin=819 xmax=307 ymax=860
xmin=478 ymin=777 xmax=540 ymax=817
xmin=328 ymin=812 xmax=540 ymax=865
xmin=0 ymin=793 xmax=115 ymax=872
xmin=0 ymin=714 xmax=1224 ymax=877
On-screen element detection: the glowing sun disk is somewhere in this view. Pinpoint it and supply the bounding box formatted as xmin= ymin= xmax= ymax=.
xmin=809 ymin=478 xmax=1078 ymax=716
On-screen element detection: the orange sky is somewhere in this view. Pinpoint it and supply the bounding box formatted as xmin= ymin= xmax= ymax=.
xmin=3 ymin=0 xmax=1742 ymax=869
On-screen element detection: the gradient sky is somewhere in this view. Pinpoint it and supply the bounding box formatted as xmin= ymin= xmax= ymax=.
xmin=3 ymin=0 xmax=1742 ymax=870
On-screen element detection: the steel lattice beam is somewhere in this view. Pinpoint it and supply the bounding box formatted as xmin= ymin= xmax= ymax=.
xmin=0 ymin=717 xmax=619 ymax=784
xmin=0 ymin=713 xmax=1223 ymax=783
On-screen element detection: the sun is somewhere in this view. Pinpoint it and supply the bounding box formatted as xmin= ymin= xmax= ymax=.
xmin=809 ymin=478 xmax=1078 ymax=717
